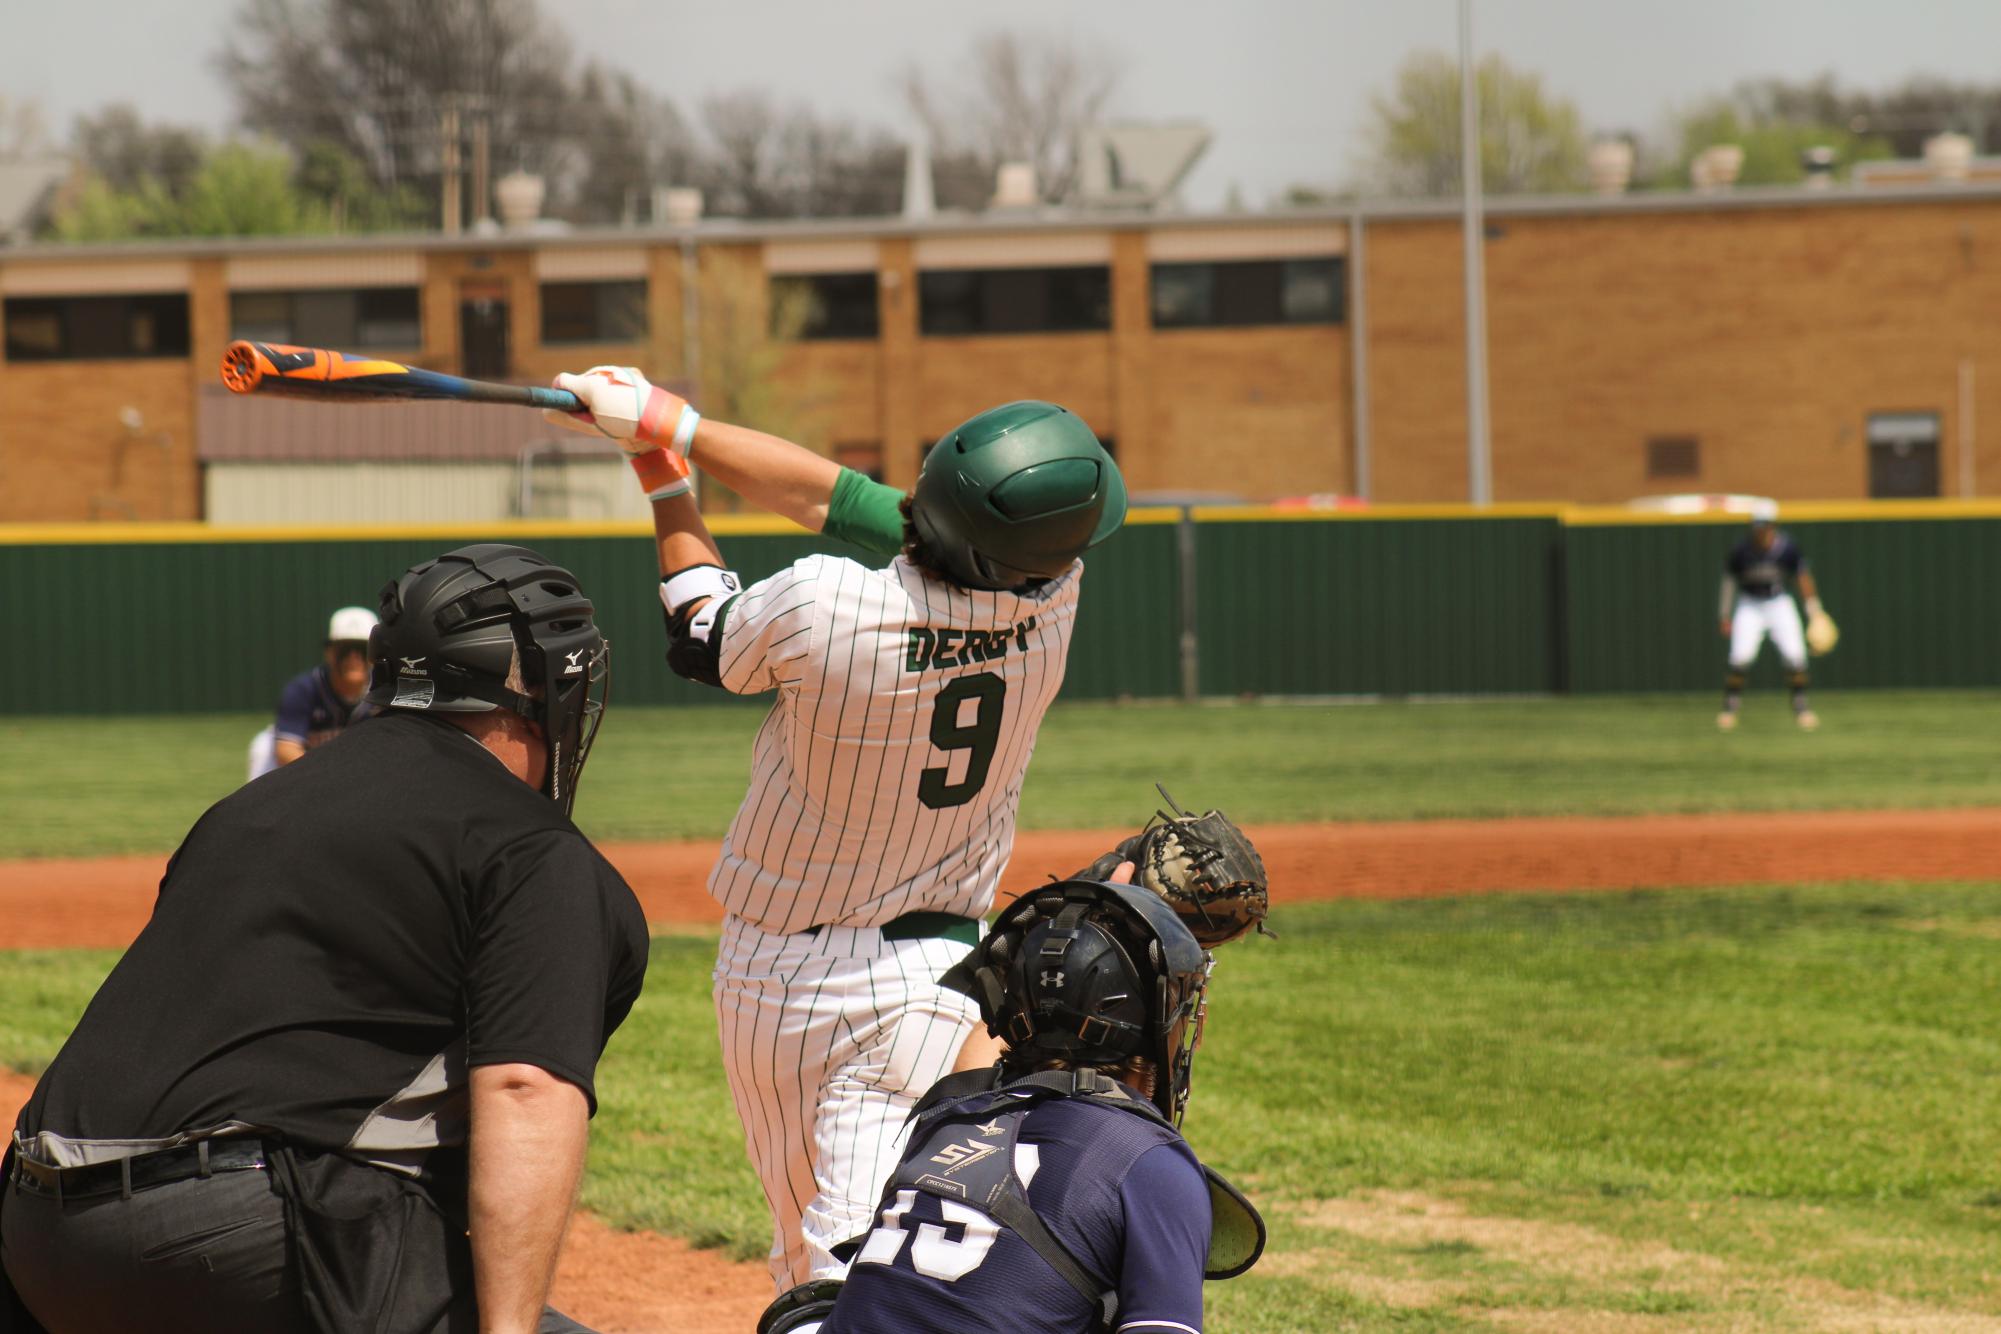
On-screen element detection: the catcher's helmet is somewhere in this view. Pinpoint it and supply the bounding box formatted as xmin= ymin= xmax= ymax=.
xmin=367 ymin=544 xmax=608 ymax=817
xmin=960 ymin=880 xmax=1209 ymax=1125
xmin=910 ymin=400 xmax=1126 ymax=591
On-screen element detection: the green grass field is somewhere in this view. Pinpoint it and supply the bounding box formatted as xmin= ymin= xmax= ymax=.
xmin=9 ymin=885 xmax=1999 ymax=1330
xmin=1 ymin=691 xmax=1996 ymax=858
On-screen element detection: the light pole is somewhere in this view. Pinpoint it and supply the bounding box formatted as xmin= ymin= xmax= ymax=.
xmin=1459 ymin=0 xmax=1494 ymax=504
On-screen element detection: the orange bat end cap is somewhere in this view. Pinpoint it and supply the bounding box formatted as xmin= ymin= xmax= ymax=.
xmin=219 ymin=341 xmax=267 ymax=394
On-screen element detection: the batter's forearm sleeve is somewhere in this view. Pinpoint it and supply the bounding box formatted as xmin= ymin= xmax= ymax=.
xmin=823 ymin=468 xmax=907 ymax=558
xmin=665 ymin=593 xmax=737 ymax=689
xmin=1718 ymin=575 xmax=1736 ymax=621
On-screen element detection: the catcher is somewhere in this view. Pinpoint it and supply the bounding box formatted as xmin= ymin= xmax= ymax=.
xmin=1717 ymin=503 xmax=1838 ymax=732
xmin=755 ymin=799 xmax=1270 ymax=1334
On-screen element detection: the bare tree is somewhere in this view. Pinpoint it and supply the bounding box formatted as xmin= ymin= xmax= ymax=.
xmin=1724 ymin=73 xmax=2001 ymax=157
xmin=900 ymin=30 xmax=1120 ymax=204
xmin=698 ymin=91 xmax=903 ymax=219
xmin=0 ymin=96 xmax=52 ymax=158
xmin=219 ymin=0 xmax=579 ymax=214
xmin=71 ymin=105 xmax=208 ymax=198
xmin=569 ymin=63 xmax=701 ymax=223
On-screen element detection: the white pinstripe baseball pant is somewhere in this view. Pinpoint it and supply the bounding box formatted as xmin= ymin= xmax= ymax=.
xmin=713 ymin=914 xmax=981 ymax=1290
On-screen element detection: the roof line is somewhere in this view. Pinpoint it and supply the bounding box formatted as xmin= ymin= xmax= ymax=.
xmin=4 ymin=181 xmax=2001 ymax=263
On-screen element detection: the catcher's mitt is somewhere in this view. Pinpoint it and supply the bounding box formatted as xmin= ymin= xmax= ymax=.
xmin=1074 ymin=786 xmax=1272 ymax=947
xmin=1806 ymin=608 xmax=1839 ymax=656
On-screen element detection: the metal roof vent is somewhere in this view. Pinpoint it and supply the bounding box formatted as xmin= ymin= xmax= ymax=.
xmin=495 ymin=172 xmax=545 ymax=229
xmin=903 ymin=138 xmax=936 ymax=221
xmin=991 ymin=162 xmax=1038 ymax=210
xmin=1587 ymin=139 xmax=1633 ymax=195
xmin=1925 ymin=133 xmax=1974 ymax=183
xmin=1690 ymin=145 xmax=1744 ymax=191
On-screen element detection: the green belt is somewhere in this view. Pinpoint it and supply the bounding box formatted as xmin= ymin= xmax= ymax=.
xmin=880 ymin=911 xmax=981 ymax=946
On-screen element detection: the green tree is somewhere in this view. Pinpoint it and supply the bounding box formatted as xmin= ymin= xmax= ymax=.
xmin=1363 ymin=52 xmax=1589 ymax=196
xmin=295 ymin=140 xmax=426 ymax=231
xmin=1667 ymin=85 xmax=1893 ymax=186
xmin=49 ymin=139 xmax=358 ymax=241
xmin=48 ymin=175 xmax=181 ymax=241
xmin=178 ymin=142 xmax=330 ymax=236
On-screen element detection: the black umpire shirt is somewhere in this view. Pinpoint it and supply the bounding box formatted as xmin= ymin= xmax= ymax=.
xmin=18 ymin=712 xmax=649 ymax=1183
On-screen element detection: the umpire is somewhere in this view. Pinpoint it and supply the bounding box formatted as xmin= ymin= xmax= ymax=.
xmin=1 ymin=544 xmax=647 ymax=1334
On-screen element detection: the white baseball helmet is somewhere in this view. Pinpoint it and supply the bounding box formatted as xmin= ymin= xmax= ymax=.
xmin=326 ymin=605 xmax=379 ymax=644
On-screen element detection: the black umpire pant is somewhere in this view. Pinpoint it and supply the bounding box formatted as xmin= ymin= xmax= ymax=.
xmin=1 ymin=1155 xmax=595 ymax=1334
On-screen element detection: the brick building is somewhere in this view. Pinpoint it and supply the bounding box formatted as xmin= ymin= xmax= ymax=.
xmin=3 ymin=180 xmax=1999 ymax=524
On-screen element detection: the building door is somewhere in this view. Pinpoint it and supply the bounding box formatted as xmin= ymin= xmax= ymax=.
xmin=460 ymin=289 xmax=510 ymax=379
xmin=1866 ymin=412 xmax=1940 ymax=498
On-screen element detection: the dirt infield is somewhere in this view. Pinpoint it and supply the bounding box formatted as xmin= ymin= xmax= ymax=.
xmin=3 ymin=807 xmax=1996 ymax=1331
xmin=4 ymin=807 xmax=1995 ymax=952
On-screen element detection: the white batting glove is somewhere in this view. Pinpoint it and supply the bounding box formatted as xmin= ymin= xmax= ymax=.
xmin=544 ymin=366 xmax=699 ymax=500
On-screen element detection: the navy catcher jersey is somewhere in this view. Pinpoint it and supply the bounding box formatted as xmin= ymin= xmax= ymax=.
xmin=822 ymin=1092 xmax=1211 ymax=1334
xmin=1726 ymin=532 xmax=1805 ymax=598
xmin=272 ymin=662 xmax=369 ymax=750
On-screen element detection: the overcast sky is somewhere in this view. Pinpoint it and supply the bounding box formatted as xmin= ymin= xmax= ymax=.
xmin=6 ymin=0 xmax=2001 ymax=208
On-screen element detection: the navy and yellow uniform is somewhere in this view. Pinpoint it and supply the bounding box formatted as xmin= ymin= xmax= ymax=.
xmin=1725 ymin=530 xmax=1805 ymax=600
xmin=1718 ymin=518 xmax=1822 ymax=729
xmin=272 ymin=662 xmax=370 ymax=753
xmin=823 ymin=1072 xmax=1216 ymax=1334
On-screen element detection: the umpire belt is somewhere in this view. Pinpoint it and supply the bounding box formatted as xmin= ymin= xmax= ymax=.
xmin=803 ymin=910 xmax=980 ymax=947
xmin=11 ymin=1137 xmax=271 ymax=1203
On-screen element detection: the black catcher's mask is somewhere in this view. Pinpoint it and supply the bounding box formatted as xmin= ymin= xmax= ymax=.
xmin=947 ymin=879 xmax=1211 ymax=1125
xmin=367 ymin=544 xmax=608 ymax=816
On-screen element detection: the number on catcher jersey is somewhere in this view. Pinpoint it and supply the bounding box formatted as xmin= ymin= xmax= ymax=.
xmin=920 ymin=673 xmax=1008 ymax=809
xmin=857 ymin=1188 xmax=1002 ymax=1281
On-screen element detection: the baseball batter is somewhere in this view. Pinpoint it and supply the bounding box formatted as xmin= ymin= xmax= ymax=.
xmin=1717 ymin=503 xmax=1834 ymax=731
xmin=548 ymin=367 xmax=1126 ymax=1290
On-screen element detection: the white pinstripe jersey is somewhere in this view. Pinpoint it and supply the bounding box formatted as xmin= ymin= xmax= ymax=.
xmin=709 ymin=552 xmax=1082 ymax=934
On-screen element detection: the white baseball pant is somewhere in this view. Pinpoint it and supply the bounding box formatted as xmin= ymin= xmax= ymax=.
xmin=245 ymin=726 xmax=279 ymax=781
xmin=1728 ymin=593 xmax=1807 ymax=671
xmin=713 ymin=915 xmax=981 ymax=1291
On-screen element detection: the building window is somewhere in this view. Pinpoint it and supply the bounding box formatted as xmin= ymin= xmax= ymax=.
xmin=1645 ymin=437 xmax=1700 ymax=479
xmin=1867 ymin=411 xmax=1941 ymax=498
xmin=3 ymin=294 xmax=191 ymax=361
xmin=229 ymin=287 xmax=421 ymax=349
xmin=773 ymin=273 xmax=879 ymax=340
xmin=919 ymin=266 xmax=1111 ymax=335
xmin=833 ymin=442 xmax=883 ymax=481
xmin=1150 ymin=258 xmax=1345 ymax=328
xmin=540 ymin=280 xmax=648 ymax=344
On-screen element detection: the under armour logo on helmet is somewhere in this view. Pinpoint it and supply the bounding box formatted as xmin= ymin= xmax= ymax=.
xmin=1039 ymin=968 xmax=1065 ymax=988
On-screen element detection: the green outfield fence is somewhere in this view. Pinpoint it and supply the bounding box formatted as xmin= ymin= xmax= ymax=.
xmin=3 ymin=501 xmax=1997 ymax=715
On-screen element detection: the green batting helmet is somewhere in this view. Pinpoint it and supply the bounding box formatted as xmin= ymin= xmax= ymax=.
xmin=910 ymin=400 xmax=1126 ymax=591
